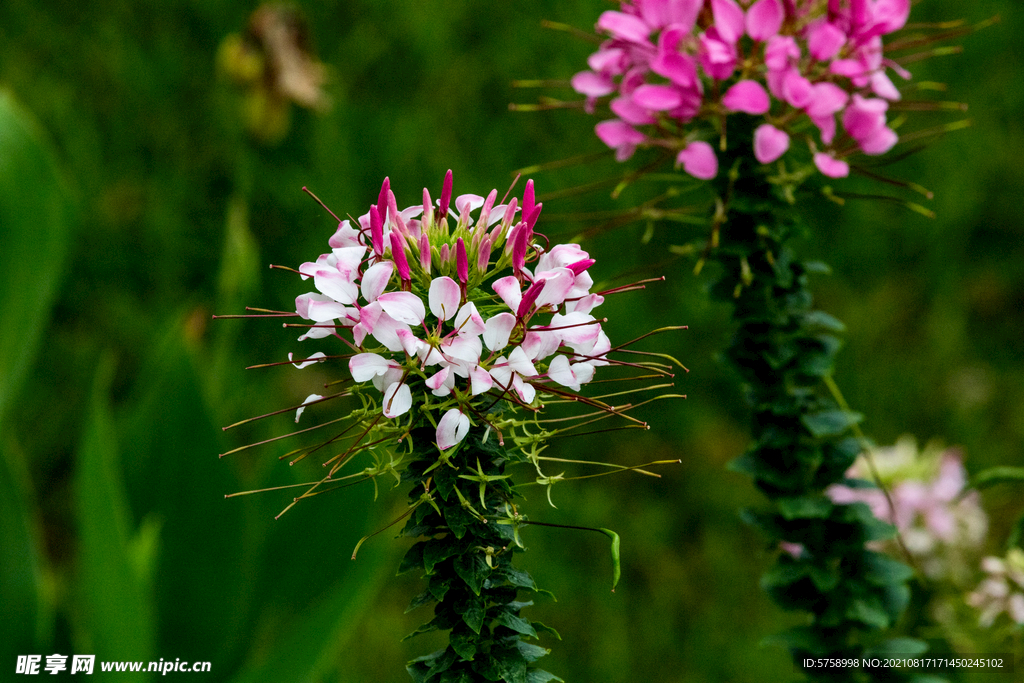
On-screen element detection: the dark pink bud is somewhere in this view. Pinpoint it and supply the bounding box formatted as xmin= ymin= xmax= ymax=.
xmin=377 ymin=177 xmax=391 ymax=221
xmin=512 ymin=223 xmax=530 ymax=274
xmin=567 ymin=258 xmax=596 ymax=276
xmin=456 ymin=237 xmax=468 ymax=284
xmin=477 ymin=236 xmax=492 ymax=271
xmin=369 ymin=205 xmax=384 ymax=256
xmin=419 ymin=233 xmax=432 ymax=273
xmin=517 ymin=277 xmax=546 ymax=319
xmin=439 ymin=169 xmax=453 ymax=219
xmin=439 ymin=243 xmax=450 ymax=265
xmin=387 ymin=189 xmax=399 ymax=228
xmin=390 ymin=232 xmax=410 ymax=281
xmin=524 ymin=202 xmax=543 ymax=231
xmin=422 ymin=187 xmax=434 ymax=226
xmin=477 ymin=189 xmax=497 ymax=234
xmin=501 ymin=197 xmax=518 ymax=230
xmin=522 ymin=179 xmax=536 ymax=223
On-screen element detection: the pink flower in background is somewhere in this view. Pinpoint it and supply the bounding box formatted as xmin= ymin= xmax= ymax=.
xmin=572 ymin=0 xmax=915 ymax=177
xmin=966 ymin=549 xmax=1024 ymax=627
xmin=826 ymin=436 xmax=988 ymax=579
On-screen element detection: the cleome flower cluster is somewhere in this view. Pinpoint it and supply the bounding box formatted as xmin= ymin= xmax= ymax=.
xmin=571 ymin=0 xmax=913 ymax=178
xmin=290 ymin=172 xmax=610 ymax=453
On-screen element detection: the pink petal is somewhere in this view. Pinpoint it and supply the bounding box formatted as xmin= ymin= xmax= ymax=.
xmin=378 ymin=291 xmax=426 ymax=325
xmin=858 ymin=125 xmax=898 ymax=155
xmin=611 ymin=96 xmax=657 ymax=125
xmin=721 ymin=80 xmax=771 ymax=114
xmin=492 ymin=276 xmax=522 ymax=313
xmin=596 ymin=11 xmax=651 ymax=43
xmin=594 ymin=119 xmax=646 ymax=147
xmin=428 ymin=276 xmax=461 ymax=321
xmin=436 ymin=409 xmax=471 ymax=450
xmin=676 ymin=140 xmax=718 ymax=180
xmin=426 ymin=366 xmax=453 ymax=394
xmin=806 ymin=19 xmax=847 ymax=61
xmin=813 ymin=152 xmax=850 ymax=178
xmin=711 ymin=0 xmax=745 ymax=44
xmin=571 ymin=71 xmax=615 ymax=97
xmin=781 ymin=69 xmax=814 ymax=108
xmin=764 ymin=35 xmax=800 ymax=71
xmin=753 ymin=124 xmax=790 ymax=163
xmin=871 ymin=71 xmax=901 ymax=101
xmin=746 ymin=0 xmax=783 ymax=41
xmin=632 ymin=84 xmax=683 ymax=111
xmin=805 ymin=82 xmax=849 ymax=118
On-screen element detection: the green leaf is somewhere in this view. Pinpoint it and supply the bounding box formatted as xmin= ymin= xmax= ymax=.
xmin=969 ymin=466 xmax=1024 ymax=491
xmin=530 ymin=621 xmax=561 ymax=641
xmin=515 ymin=641 xmax=549 ymax=663
xmin=864 ymin=637 xmax=929 ymax=658
xmin=526 ymin=670 xmax=564 ymax=683
xmin=777 ymin=496 xmax=833 ymax=520
xmin=761 ymin=559 xmax=809 ymax=591
xmin=599 ymin=528 xmax=622 ymax=591
xmin=450 ymin=628 xmax=478 ymax=661
xmin=801 ymin=310 xmax=846 ymax=333
xmin=424 ymin=536 xmax=461 ymax=573
xmin=496 ymin=610 xmax=538 ymax=638
xmin=75 ymin=357 xmax=155 ymax=662
xmin=0 ymin=433 xmax=51 ymax=664
xmin=406 ymin=589 xmax=437 ymax=614
xmin=455 ymin=598 xmax=486 ymax=634
xmin=845 ymin=596 xmax=891 ymax=629
xmin=399 ymin=542 xmax=427 ymax=575
xmin=502 ymin=566 xmax=538 ymax=591
xmin=454 ymin=552 xmax=491 ymax=596
xmin=0 ymin=90 xmax=74 ymax=423
xmin=801 ymin=410 xmax=863 ymax=438
xmin=862 ymin=551 xmax=914 ymax=587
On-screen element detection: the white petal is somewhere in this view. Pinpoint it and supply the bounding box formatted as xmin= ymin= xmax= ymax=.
xmin=566 ymin=293 xmax=604 ymax=315
xmin=436 ymin=409 xmax=471 ymax=450
xmin=521 ymin=329 xmax=560 ymax=361
xmin=489 ymin=356 xmax=513 ymax=389
xmin=382 ymin=382 xmax=412 ymax=418
xmin=454 ymin=302 xmax=486 ymax=338
xmin=397 ymin=328 xmax=426 ymax=357
xmin=571 ymin=362 xmax=596 ymax=385
xmin=513 ymin=374 xmax=536 ymax=404
xmin=492 ymin=276 xmax=522 ymax=313
xmin=534 ymin=267 xmax=575 ymax=308
xmin=371 ymin=361 xmax=403 ymax=392
xmin=508 ymin=346 xmax=538 ymax=377
xmin=289 ymin=351 xmax=327 ymax=369
xmin=378 ymin=291 xmax=426 ymax=325
xmin=483 ymin=312 xmax=516 ymax=352
xmin=295 ymin=394 xmax=323 ymax=423
xmin=547 ymin=354 xmax=580 ymax=391
xmin=314 ymin=268 xmax=359 ymax=305
xmin=469 ymin=366 xmax=493 ymax=395
xmin=551 ymin=312 xmax=600 ymax=346
xmin=371 ymin=312 xmax=412 ymax=352
xmin=349 ymin=353 xmax=390 ymax=381
xmin=428 ymin=276 xmax=461 ymax=321
xmin=360 ymin=261 xmax=394 ymax=302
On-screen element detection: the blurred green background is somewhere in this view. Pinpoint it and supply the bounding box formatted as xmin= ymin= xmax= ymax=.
xmin=1 ymin=1 xmax=1021 ymax=681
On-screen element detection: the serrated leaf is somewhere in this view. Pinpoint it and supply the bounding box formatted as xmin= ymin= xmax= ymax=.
xmin=801 ymin=410 xmax=863 ymax=438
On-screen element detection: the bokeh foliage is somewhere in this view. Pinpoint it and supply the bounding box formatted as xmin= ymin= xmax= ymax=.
xmin=0 ymin=1 xmax=1020 ymax=681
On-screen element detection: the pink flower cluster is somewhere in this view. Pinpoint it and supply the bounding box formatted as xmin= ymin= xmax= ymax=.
xmin=826 ymin=438 xmax=987 ymax=578
xmin=291 ymin=173 xmax=609 ymax=451
xmin=966 ymin=549 xmax=1024 ymax=628
xmin=572 ymin=0 xmax=912 ymax=178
